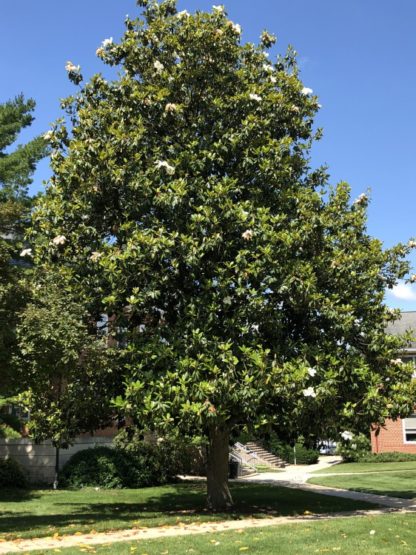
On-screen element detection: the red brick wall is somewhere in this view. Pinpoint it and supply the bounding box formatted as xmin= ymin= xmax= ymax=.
xmin=371 ymin=418 xmax=416 ymax=453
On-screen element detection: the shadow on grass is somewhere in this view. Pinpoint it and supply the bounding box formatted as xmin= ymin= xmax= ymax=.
xmin=0 ymin=488 xmax=41 ymax=503
xmin=0 ymin=482 xmax=377 ymax=539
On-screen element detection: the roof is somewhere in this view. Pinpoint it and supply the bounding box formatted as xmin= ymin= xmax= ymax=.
xmin=386 ymin=311 xmax=416 ymax=351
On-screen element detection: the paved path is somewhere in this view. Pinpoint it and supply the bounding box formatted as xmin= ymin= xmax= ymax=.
xmin=241 ymin=455 xmax=343 ymax=484
xmin=240 ymin=455 xmax=416 ymax=509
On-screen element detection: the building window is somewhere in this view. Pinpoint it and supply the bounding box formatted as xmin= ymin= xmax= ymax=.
xmin=403 ymin=416 xmax=416 ymax=443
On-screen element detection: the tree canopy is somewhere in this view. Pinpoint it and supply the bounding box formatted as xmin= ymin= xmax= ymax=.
xmin=30 ymin=0 xmax=415 ymax=508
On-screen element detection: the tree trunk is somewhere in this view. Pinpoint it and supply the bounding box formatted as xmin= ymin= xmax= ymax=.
xmin=206 ymin=426 xmax=233 ymax=510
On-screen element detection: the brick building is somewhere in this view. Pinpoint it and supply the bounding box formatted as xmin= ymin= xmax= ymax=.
xmin=371 ymin=311 xmax=416 ymax=453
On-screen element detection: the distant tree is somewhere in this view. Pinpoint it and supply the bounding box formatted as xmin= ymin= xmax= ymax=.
xmin=15 ymin=276 xmax=119 ymax=448
xmin=31 ymin=0 xmax=415 ymax=509
xmin=0 ymin=95 xmax=46 ymax=395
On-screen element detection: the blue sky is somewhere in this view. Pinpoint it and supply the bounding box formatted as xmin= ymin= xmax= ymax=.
xmin=1 ymin=0 xmax=415 ymax=308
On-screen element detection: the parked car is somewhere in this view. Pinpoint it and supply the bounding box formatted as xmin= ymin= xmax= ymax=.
xmin=318 ymin=441 xmax=337 ymax=455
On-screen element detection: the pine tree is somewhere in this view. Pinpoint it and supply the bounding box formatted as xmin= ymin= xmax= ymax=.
xmin=0 ymin=95 xmax=46 ymax=395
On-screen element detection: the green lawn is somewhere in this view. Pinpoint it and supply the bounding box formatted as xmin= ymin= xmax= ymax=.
xmin=0 ymin=482 xmax=375 ymax=541
xmin=309 ymin=471 xmax=416 ymax=498
xmin=309 ymin=461 xmax=416 ymax=498
xmin=313 ymin=461 xmax=416 ymax=474
xmin=30 ymin=513 xmax=416 ymax=554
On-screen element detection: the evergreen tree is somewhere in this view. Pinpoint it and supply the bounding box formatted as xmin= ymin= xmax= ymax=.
xmin=0 ymin=95 xmax=46 ymax=395
xmin=30 ymin=0 xmax=414 ymax=508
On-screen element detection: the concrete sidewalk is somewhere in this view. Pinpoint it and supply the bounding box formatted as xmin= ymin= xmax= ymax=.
xmin=238 ymin=455 xmax=416 ymax=509
xmin=241 ymin=455 xmax=343 ymax=484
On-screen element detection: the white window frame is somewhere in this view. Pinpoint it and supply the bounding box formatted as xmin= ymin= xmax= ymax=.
xmin=403 ymin=415 xmax=416 ymax=444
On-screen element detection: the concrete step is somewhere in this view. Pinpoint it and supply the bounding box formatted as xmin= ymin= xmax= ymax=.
xmin=243 ymin=441 xmax=288 ymax=468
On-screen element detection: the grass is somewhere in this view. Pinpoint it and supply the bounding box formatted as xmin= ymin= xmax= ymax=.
xmin=254 ymin=464 xmax=283 ymax=473
xmin=0 ymin=482 xmax=375 ymax=541
xmin=29 ymin=513 xmax=416 ymax=554
xmin=313 ymin=461 xmax=416 ymax=475
xmin=309 ymin=461 xmax=416 ymax=498
xmin=309 ymin=471 xmax=416 ymax=499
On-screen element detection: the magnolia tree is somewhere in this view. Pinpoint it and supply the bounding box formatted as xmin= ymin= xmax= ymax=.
xmin=31 ymin=0 xmax=415 ymax=509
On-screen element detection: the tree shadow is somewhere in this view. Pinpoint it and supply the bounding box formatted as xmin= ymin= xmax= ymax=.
xmin=0 ymin=488 xmax=41 ymax=503
xmin=0 ymin=482 xmax=377 ymax=539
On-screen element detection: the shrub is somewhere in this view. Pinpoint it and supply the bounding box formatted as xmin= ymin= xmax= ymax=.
xmin=0 ymin=458 xmax=27 ymax=488
xmin=336 ymin=433 xmax=371 ymax=462
xmin=267 ymin=438 xmax=319 ymax=465
xmin=115 ymin=428 xmax=206 ymax=477
xmin=60 ymin=435 xmax=203 ymax=489
xmin=0 ymin=424 xmax=21 ymax=439
xmin=59 ymin=447 xmax=135 ymax=489
xmin=355 ymin=451 xmax=416 ymax=463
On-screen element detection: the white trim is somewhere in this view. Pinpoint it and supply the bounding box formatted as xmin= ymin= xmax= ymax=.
xmin=403 ymin=415 xmax=416 ymax=444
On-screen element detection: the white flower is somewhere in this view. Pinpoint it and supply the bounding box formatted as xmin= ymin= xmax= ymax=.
xmin=101 ymin=37 xmax=113 ymax=49
xmin=354 ymin=193 xmax=368 ymax=205
xmin=263 ymin=63 xmax=273 ymax=73
xmin=52 ymin=235 xmax=67 ymax=246
xmin=229 ymin=22 xmax=241 ymax=34
xmin=408 ymin=240 xmax=416 ymax=248
xmin=263 ymin=52 xmax=269 ymax=58
xmin=90 ymin=251 xmax=103 ymax=262
xmin=138 ymin=324 xmax=146 ymax=333
xmin=155 ymin=160 xmax=175 ymax=175
xmin=223 ymin=296 xmax=232 ymax=305
xmin=251 ymin=324 xmax=259 ymax=332
xmin=154 ymin=60 xmax=165 ymax=73
xmin=176 ymin=10 xmax=190 ymax=18
xmin=213 ymin=5 xmax=225 ymax=13
xmin=391 ymin=358 xmax=403 ymax=365
xmin=341 ymin=431 xmax=353 ymax=441
xmin=65 ymin=61 xmax=80 ymax=73
xmin=369 ymin=530 xmax=376 ymax=536
xmin=165 ymin=103 xmax=179 ymax=113
xmin=249 ymin=93 xmax=262 ymax=102
xmin=307 ymin=367 xmax=317 ymax=377
xmin=302 ymin=387 xmax=316 ymax=398
xmin=270 ymin=76 xmax=277 ymax=84
xmin=20 ymin=248 xmax=32 ymax=258
xmin=160 ymin=337 xmax=169 ymax=345
xmin=242 ymin=229 xmax=254 ymax=240
xmin=410 ymin=275 xmax=416 ymax=283
xmin=43 ymin=130 xmax=53 ymax=141
xmin=301 ymin=87 xmax=313 ymax=95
